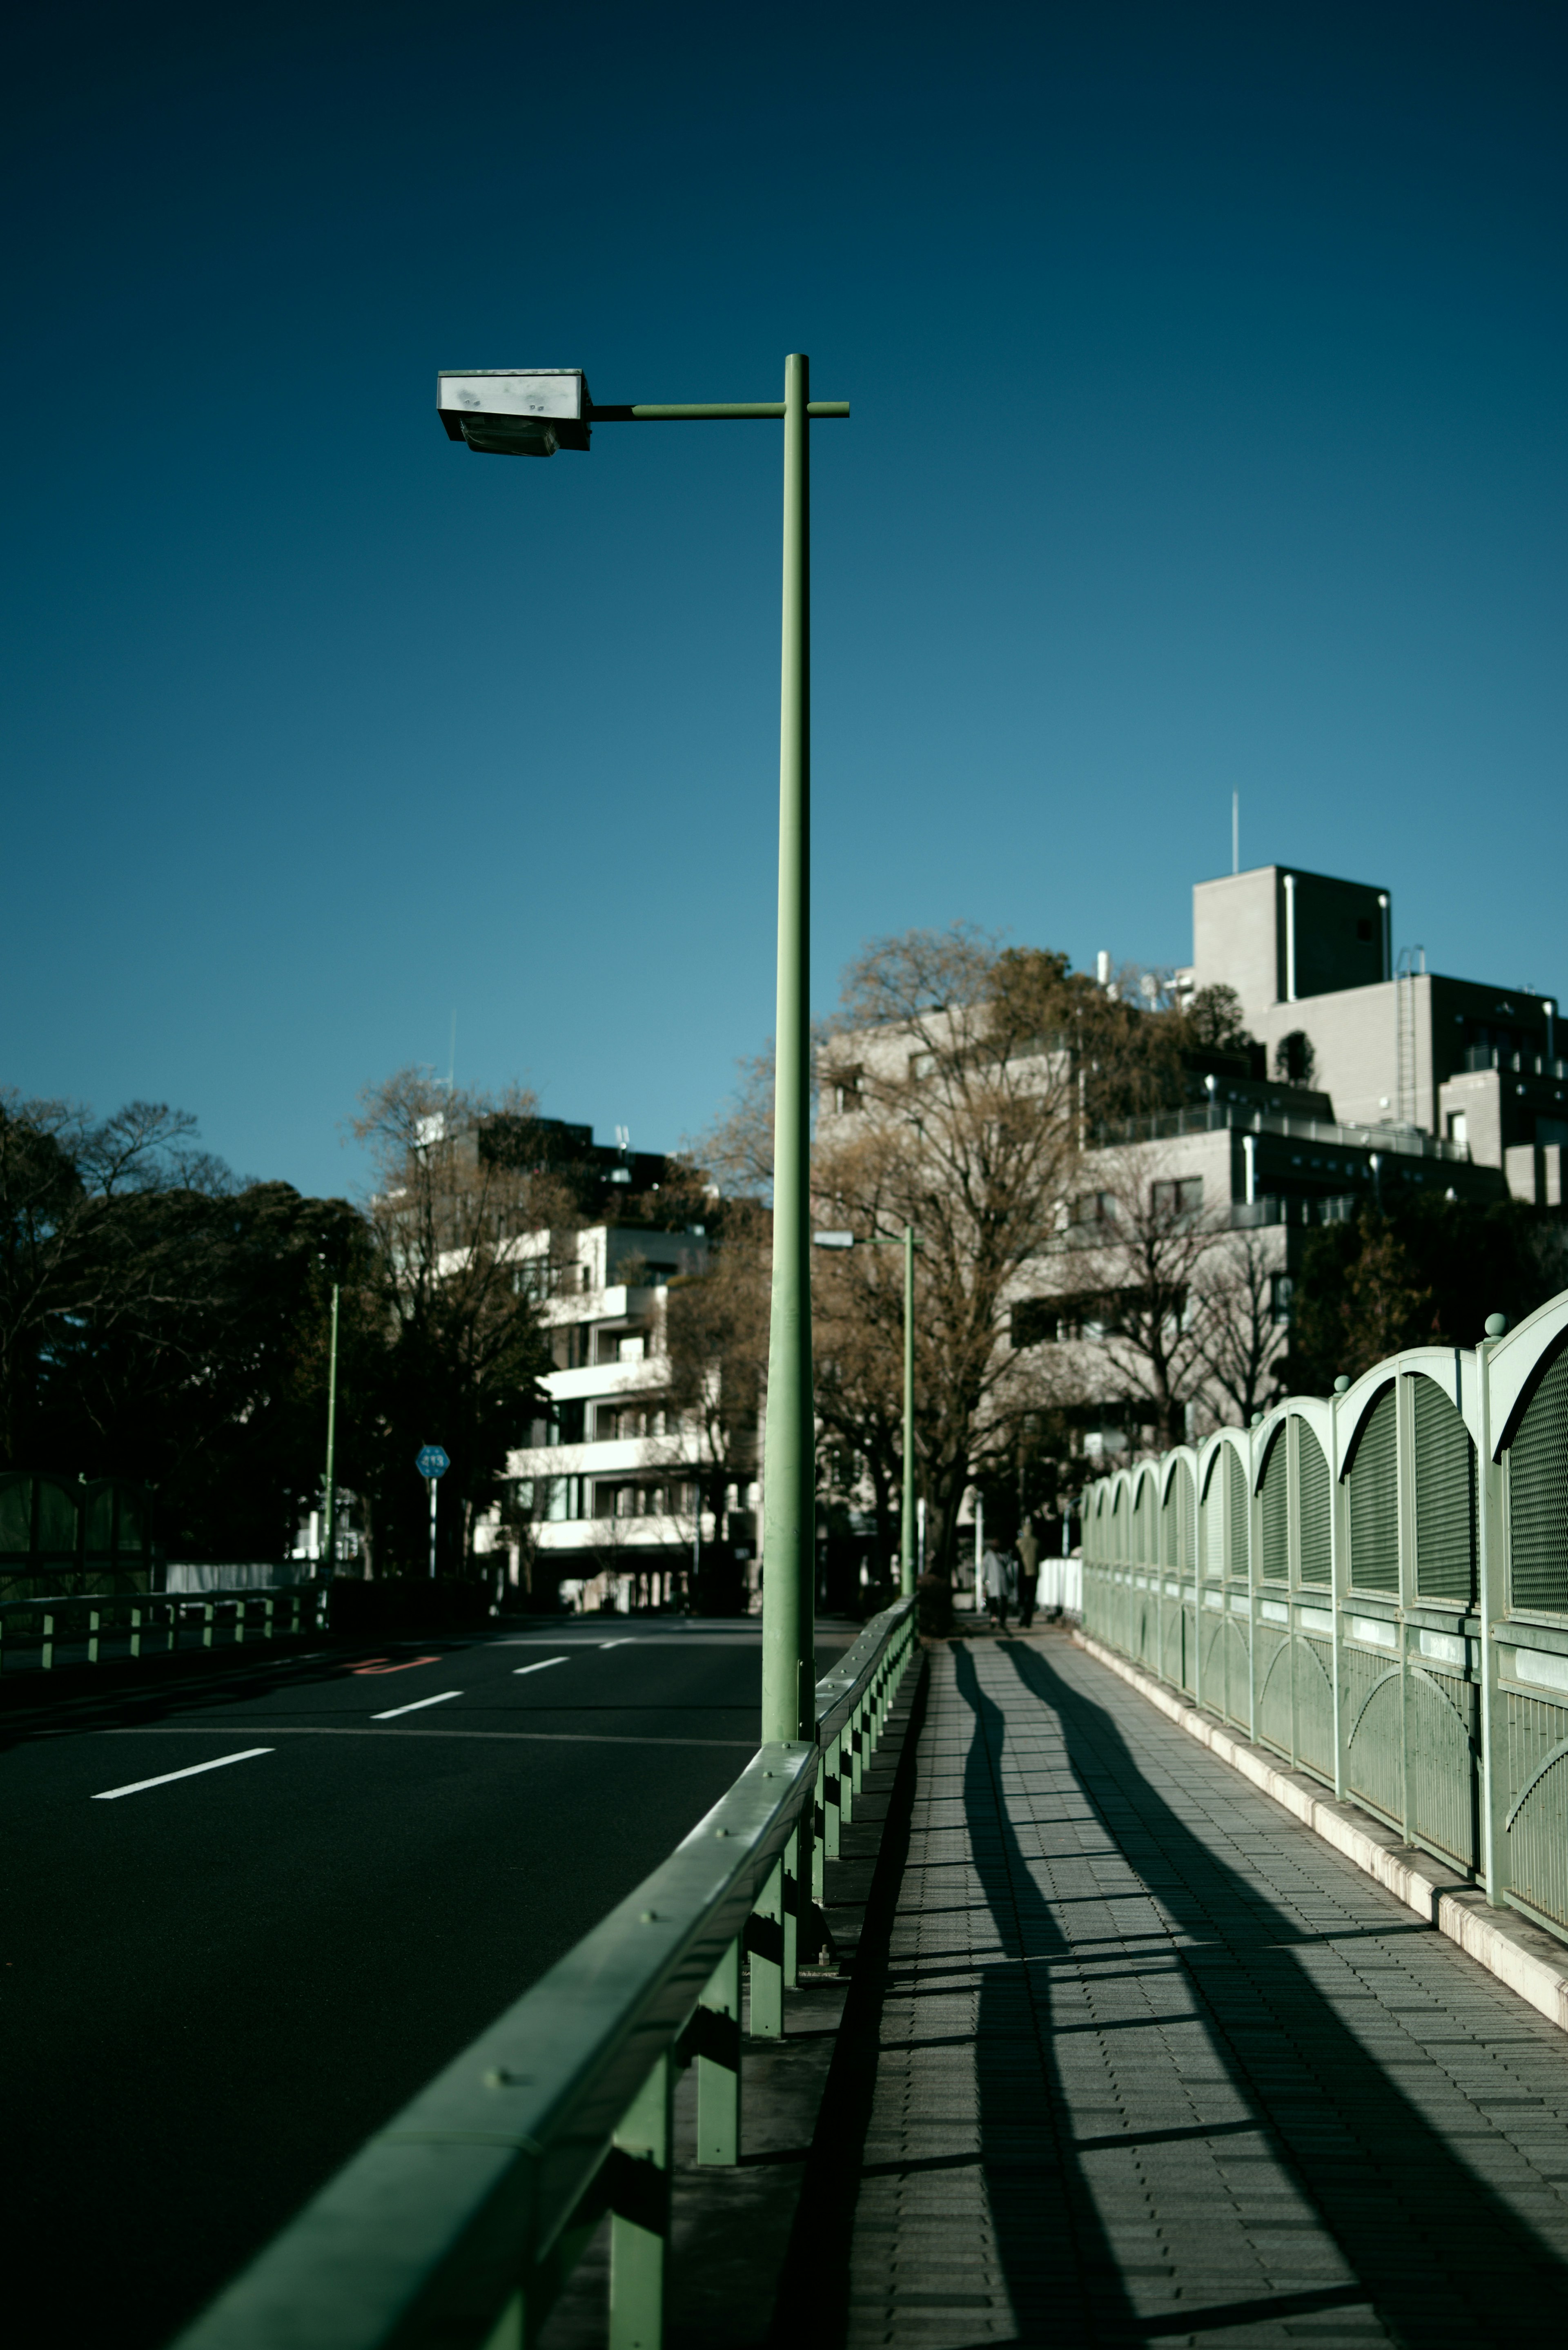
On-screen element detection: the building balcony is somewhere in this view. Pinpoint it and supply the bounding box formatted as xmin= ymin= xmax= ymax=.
xmin=1092 ymin=1102 xmax=1471 ymax=1162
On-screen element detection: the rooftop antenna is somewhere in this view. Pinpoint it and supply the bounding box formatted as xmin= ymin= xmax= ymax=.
xmin=1232 ymin=791 xmax=1239 ymax=876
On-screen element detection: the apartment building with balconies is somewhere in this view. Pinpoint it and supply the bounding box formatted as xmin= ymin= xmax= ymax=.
xmin=490 ymin=1222 xmax=762 ymax=1611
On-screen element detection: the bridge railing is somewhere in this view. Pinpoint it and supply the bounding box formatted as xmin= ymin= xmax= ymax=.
xmin=0 ymin=1584 xmax=329 ymax=1674
xmin=171 ymin=1596 xmax=918 ymax=2350
xmin=1080 ymin=1287 xmax=1568 ymax=1949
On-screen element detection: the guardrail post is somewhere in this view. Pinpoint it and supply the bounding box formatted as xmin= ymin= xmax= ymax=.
xmin=1475 ymin=1329 xmax=1508 ymax=1906
xmin=203 ymin=1601 xmax=215 ymax=1651
xmin=608 ymin=2051 xmax=671 ymax=2350
xmin=236 ymin=1597 xmax=247 ymax=1649
xmin=42 ymin=1611 xmax=54 ymax=1672
xmin=812 ymin=1755 xmax=827 ymax=1904
xmin=748 ymin=1859 xmax=785 ymax=2037
xmin=823 ymin=1728 xmax=844 ymax=1857
xmin=695 ymin=1938 xmax=742 ymax=2164
xmin=782 ymin=1826 xmax=800 ymax=1989
xmin=88 ymin=1605 xmax=100 ymax=1666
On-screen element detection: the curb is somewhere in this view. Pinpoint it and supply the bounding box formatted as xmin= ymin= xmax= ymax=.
xmin=1073 ymin=1629 xmax=1568 ymax=2036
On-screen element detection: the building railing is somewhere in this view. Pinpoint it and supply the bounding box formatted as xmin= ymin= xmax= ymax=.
xmin=1228 ymin=1193 xmax=1359 ymax=1230
xmin=0 ymin=1584 xmax=328 ymax=1675
xmin=1079 ymin=1289 xmax=1568 ymax=1950
xmin=1094 ymin=1103 xmax=1471 ymax=1161
xmin=171 ymin=1597 xmax=918 ymax=2350
xmin=1462 ymin=1045 xmax=1568 ymax=1080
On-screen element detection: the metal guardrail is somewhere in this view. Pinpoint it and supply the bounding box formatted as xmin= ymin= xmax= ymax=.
xmin=1080 ymin=1286 xmax=1568 ymax=1950
xmin=171 ymin=1596 xmax=918 ymax=2350
xmin=0 ymin=1585 xmax=328 ymax=1675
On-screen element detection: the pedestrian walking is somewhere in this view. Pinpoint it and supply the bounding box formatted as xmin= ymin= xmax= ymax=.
xmin=1016 ymin=1516 xmax=1040 ymax=1629
xmin=981 ymin=1541 xmax=1014 ymax=1629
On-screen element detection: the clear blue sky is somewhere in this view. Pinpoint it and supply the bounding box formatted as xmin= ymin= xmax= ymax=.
xmin=4 ymin=2 xmax=1564 ymax=1198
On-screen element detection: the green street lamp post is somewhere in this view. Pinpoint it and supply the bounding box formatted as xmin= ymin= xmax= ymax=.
xmin=321 ymin=1281 xmax=339 ymax=1582
xmin=439 ymin=359 xmax=848 ymax=1744
xmin=813 ymin=1226 xmax=919 ymax=1598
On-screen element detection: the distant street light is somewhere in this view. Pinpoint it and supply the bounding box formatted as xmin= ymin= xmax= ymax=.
xmin=441 ymin=358 xmax=849 ymax=1746
xmin=813 ymin=1227 xmax=920 ymax=1598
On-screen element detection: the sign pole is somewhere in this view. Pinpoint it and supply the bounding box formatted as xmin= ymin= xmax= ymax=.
xmin=415 ymin=1446 xmax=450 ymax=1579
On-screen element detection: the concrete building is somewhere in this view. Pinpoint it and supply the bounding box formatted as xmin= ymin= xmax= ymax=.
xmin=1182 ymin=864 xmax=1564 ymax=1198
xmin=489 ymin=1220 xmax=763 ymax=1612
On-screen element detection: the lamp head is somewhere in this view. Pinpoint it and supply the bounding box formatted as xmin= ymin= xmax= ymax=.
xmin=438 ymin=369 xmax=592 ymax=457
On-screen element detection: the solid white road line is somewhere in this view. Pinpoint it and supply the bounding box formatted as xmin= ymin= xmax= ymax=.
xmin=599 ymin=1639 xmax=634 ymax=1650
xmin=371 ymin=1690 xmax=462 ymax=1720
xmin=94 ymin=1748 xmax=274 ymax=1801
xmin=513 ymin=1657 xmax=569 ymax=1676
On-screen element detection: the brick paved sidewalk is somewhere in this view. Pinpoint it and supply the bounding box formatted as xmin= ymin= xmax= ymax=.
xmin=840 ymin=1631 xmax=1568 ymax=2348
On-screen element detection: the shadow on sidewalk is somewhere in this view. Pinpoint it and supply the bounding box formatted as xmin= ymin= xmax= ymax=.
xmin=983 ymin=1640 xmax=1568 ymax=2345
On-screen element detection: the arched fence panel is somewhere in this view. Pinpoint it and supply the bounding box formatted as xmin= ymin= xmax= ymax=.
xmin=1074 ymin=1289 xmax=1568 ymax=1951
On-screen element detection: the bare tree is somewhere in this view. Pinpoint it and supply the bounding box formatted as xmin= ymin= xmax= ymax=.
xmin=1048 ymin=1147 xmax=1229 ymax=1451
xmin=1189 ymin=1226 xmax=1290 ymax=1425
xmin=813 ymin=926 xmax=1084 ymax=1580
xmin=350 ymin=1070 xmax=552 ymax=1576
xmin=656 ymin=1201 xmax=770 ymax=1606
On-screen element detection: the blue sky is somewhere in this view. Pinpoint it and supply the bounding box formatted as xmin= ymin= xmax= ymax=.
xmin=4 ymin=2 xmax=1564 ymax=1197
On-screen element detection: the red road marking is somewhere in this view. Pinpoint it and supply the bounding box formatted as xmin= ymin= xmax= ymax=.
xmin=349 ymin=1654 xmax=442 ymax=1677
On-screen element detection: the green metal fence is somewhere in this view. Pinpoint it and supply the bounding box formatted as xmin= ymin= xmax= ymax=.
xmin=0 ymin=1584 xmax=328 ymax=1676
xmin=1081 ymin=1289 xmax=1568 ymax=1949
xmin=170 ymin=1596 xmax=917 ymax=2350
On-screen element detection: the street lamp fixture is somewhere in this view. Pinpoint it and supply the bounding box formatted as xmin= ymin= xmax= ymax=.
xmin=437 ymin=369 xmax=592 ymax=457
xmin=441 ymin=357 xmax=849 ymax=1751
xmin=813 ymin=1226 xmax=919 ymax=1598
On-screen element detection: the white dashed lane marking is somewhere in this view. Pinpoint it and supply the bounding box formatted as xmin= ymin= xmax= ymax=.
xmin=94 ymin=1749 xmax=274 ymax=1801
xmin=371 ymin=1690 xmax=462 ymax=1721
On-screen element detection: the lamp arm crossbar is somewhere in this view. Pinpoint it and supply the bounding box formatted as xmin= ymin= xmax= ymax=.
xmin=587 ymin=401 xmax=850 ymax=422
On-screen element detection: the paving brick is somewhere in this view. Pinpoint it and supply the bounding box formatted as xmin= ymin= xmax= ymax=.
xmin=839 ymin=1632 xmax=1568 ymax=2347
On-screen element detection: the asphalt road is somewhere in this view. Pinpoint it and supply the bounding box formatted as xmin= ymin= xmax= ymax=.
xmin=1 ymin=1616 xmax=853 ymax=2348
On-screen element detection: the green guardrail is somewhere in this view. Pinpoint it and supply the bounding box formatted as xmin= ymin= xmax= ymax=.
xmin=0 ymin=1585 xmax=329 ymax=1675
xmin=171 ymin=1596 xmax=918 ymax=2350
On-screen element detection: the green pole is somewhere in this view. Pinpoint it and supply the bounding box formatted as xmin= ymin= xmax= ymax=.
xmin=901 ymin=1227 xmax=915 ymax=1597
xmin=322 ymin=1282 xmax=340 ymax=1581
xmin=762 ymin=353 xmax=813 ymax=1748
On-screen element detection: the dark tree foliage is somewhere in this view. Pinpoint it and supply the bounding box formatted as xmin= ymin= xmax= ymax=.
xmin=0 ymin=1093 xmax=360 ymax=1558
xmin=1288 ymin=1197 xmax=1568 ymax=1391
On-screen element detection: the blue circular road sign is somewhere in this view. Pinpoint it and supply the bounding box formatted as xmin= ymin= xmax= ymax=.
xmin=416 ymin=1445 xmax=450 ymax=1479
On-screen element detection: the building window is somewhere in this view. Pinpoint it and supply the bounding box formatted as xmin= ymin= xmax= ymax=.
xmin=829 ymin=1065 xmax=864 ymax=1115
xmin=1151 ymin=1177 xmax=1203 ymax=1220
xmin=1446 ymin=1111 xmax=1468 ymax=1146
xmin=1070 ymin=1191 xmax=1119 ymax=1226
xmin=909 ymin=1051 xmax=936 ymax=1081
xmin=1270 ymin=1274 xmax=1295 ymax=1328
xmin=1011 ymin=1300 xmax=1061 ymax=1348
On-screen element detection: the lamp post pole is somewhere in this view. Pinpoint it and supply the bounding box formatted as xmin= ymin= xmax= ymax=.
xmin=762 ymin=353 xmax=814 ymax=1746
xmin=438 ymin=356 xmax=846 ymax=1746
xmin=900 ymin=1224 xmax=916 ymax=1599
xmin=321 ymin=1282 xmax=340 ymax=1581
